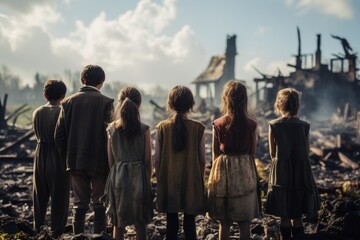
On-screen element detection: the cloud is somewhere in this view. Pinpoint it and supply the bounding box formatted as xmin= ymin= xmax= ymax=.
xmin=242 ymin=57 xmax=292 ymax=78
xmin=0 ymin=0 xmax=207 ymax=88
xmin=265 ymin=60 xmax=292 ymax=76
xmin=0 ymin=0 xmax=51 ymax=13
xmin=51 ymin=0 xmax=206 ymax=88
xmin=0 ymin=2 xmax=62 ymax=50
xmin=254 ymin=26 xmax=271 ymax=36
xmin=285 ymin=0 xmax=354 ymax=20
xmin=243 ymin=57 xmax=262 ymax=72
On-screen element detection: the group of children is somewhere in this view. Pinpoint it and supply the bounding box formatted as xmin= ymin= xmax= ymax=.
xmin=32 ymin=64 xmax=320 ymax=240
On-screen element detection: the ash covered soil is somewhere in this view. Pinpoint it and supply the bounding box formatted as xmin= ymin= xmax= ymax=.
xmin=1 ymin=120 xmax=360 ymax=240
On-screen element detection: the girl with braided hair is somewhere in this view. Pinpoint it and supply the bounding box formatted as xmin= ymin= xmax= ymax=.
xmin=266 ymin=88 xmax=320 ymax=240
xmin=155 ymin=85 xmax=206 ymax=239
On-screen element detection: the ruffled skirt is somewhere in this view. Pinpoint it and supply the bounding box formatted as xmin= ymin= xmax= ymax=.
xmin=207 ymin=154 xmax=260 ymax=221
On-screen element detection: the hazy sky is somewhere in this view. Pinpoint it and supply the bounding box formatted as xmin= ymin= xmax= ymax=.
xmin=0 ymin=0 xmax=359 ymax=92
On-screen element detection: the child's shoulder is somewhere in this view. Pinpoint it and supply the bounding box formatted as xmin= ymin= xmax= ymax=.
xmin=212 ymin=115 xmax=226 ymax=126
xmin=247 ymin=117 xmax=257 ymax=128
xmin=140 ymin=122 xmax=150 ymax=132
xmin=33 ymin=105 xmax=45 ymax=114
xmin=188 ymin=118 xmax=204 ymax=125
xmin=269 ymin=117 xmax=310 ymax=127
xmin=156 ymin=118 xmax=172 ymax=127
xmin=33 ymin=104 xmax=60 ymax=115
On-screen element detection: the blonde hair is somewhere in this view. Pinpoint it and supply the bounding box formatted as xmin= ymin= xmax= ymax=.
xmin=274 ymin=88 xmax=301 ymax=117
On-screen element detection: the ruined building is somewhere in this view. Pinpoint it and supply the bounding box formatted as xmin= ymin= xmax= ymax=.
xmin=192 ymin=35 xmax=238 ymax=106
xmin=254 ymin=28 xmax=360 ymax=119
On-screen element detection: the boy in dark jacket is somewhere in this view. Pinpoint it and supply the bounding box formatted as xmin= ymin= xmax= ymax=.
xmin=55 ymin=65 xmax=114 ymax=234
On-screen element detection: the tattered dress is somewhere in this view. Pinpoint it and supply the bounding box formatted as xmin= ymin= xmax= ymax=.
xmin=266 ymin=117 xmax=320 ymax=218
xmin=103 ymin=123 xmax=153 ymax=227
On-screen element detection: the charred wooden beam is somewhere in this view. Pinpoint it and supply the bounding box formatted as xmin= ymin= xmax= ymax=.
xmin=0 ymin=130 xmax=34 ymax=154
xmin=0 ymin=155 xmax=33 ymax=163
xmin=4 ymin=104 xmax=28 ymax=122
xmin=338 ymin=151 xmax=359 ymax=169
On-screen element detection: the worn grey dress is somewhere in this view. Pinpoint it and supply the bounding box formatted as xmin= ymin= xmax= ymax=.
xmin=103 ymin=123 xmax=153 ymax=227
xmin=266 ymin=117 xmax=320 ymax=218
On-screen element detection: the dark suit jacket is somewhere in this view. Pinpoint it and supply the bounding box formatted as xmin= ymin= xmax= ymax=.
xmin=55 ymin=86 xmax=114 ymax=174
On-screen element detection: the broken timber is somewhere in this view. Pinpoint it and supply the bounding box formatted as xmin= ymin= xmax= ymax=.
xmin=0 ymin=129 xmax=34 ymax=155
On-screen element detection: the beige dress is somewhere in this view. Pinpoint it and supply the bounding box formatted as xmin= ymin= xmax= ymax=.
xmin=208 ymin=116 xmax=260 ymax=222
xmin=103 ymin=123 xmax=153 ymax=227
xmin=156 ymin=118 xmax=206 ymax=214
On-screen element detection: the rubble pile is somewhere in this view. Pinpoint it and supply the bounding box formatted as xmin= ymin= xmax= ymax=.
xmin=1 ymin=117 xmax=360 ymax=239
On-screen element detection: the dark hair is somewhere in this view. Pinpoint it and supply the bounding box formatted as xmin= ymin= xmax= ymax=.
xmin=113 ymin=87 xmax=142 ymax=137
xmin=167 ymin=85 xmax=195 ymax=151
xmin=80 ymin=65 xmax=105 ymax=87
xmin=275 ymin=88 xmax=301 ymax=117
xmin=44 ymin=80 xmax=67 ymax=101
xmin=221 ymin=80 xmax=249 ymax=130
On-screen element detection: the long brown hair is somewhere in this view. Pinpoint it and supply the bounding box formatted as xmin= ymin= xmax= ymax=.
xmin=113 ymin=87 xmax=142 ymax=137
xmin=221 ymin=80 xmax=249 ymax=130
xmin=167 ymin=85 xmax=195 ymax=151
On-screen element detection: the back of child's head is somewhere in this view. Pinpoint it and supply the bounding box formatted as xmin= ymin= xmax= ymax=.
xmin=81 ymin=65 xmax=105 ymax=87
xmin=113 ymin=86 xmax=142 ymax=137
xmin=167 ymin=85 xmax=195 ymax=151
xmin=167 ymin=85 xmax=195 ymax=114
xmin=275 ymin=88 xmax=301 ymax=117
xmin=44 ymin=80 xmax=67 ymax=101
xmin=221 ymin=80 xmax=248 ymax=116
xmin=221 ymin=80 xmax=249 ymax=129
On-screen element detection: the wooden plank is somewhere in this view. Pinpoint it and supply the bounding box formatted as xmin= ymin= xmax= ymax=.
xmin=310 ymin=147 xmax=323 ymax=157
xmin=338 ymin=152 xmax=359 ymax=169
xmin=0 ymin=130 xmax=34 ymax=154
xmin=0 ymin=155 xmax=33 ymax=163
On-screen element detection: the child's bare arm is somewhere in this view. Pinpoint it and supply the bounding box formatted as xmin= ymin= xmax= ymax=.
xmin=212 ymin=127 xmax=220 ymax=161
xmin=154 ymin=130 xmax=161 ymax=175
xmin=306 ymin=131 xmax=310 ymax=156
xmin=252 ymin=126 xmax=258 ymax=157
xmin=268 ymin=125 xmax=276 ymax=159
xmin=144 ymin=128 xmax=152 ymax=177
xmin=107 ymin=137 xmax=114 ymax=168
xmin=199 ymin=131 xmax=206 ymax=176
xmin=54 ymin=108 xmax=66 ymax=159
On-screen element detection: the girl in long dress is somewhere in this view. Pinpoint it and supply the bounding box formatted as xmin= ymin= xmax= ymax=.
xmin=155 ymin=85 xmax=206 ymax=239
xmin=266 ymin=88 xmax=320 ymax=240
xmin=208 ymin=80 xmax=260 ymax=240
xmin=104 ymin=87 xmax=153 ymax=240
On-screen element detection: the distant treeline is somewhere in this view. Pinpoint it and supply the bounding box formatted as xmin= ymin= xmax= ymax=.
xmin=0 ymin=64 xmax=169 ymax=105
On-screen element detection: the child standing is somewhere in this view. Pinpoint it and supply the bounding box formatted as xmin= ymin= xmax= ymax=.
xmin=266 ymin=88 xmax=320 ymax=240
xmin=208 ymin=80 xmax=260 ymax=240
xmin=55 ymin=65 xmax=114 ymax=234
xmin=32 ymin=80 xmax=69 ymax=237
xmin=155 ymin=85 xmax=206 ymax=240
xmin=103 ymin=87 xmax=153 ymax=240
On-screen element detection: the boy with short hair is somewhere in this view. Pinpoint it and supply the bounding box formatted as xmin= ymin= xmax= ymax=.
xmin=55 ymin=65 xmax=114 ymax=234
xmin=32 ymin=80 xmax=69 ymax=237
